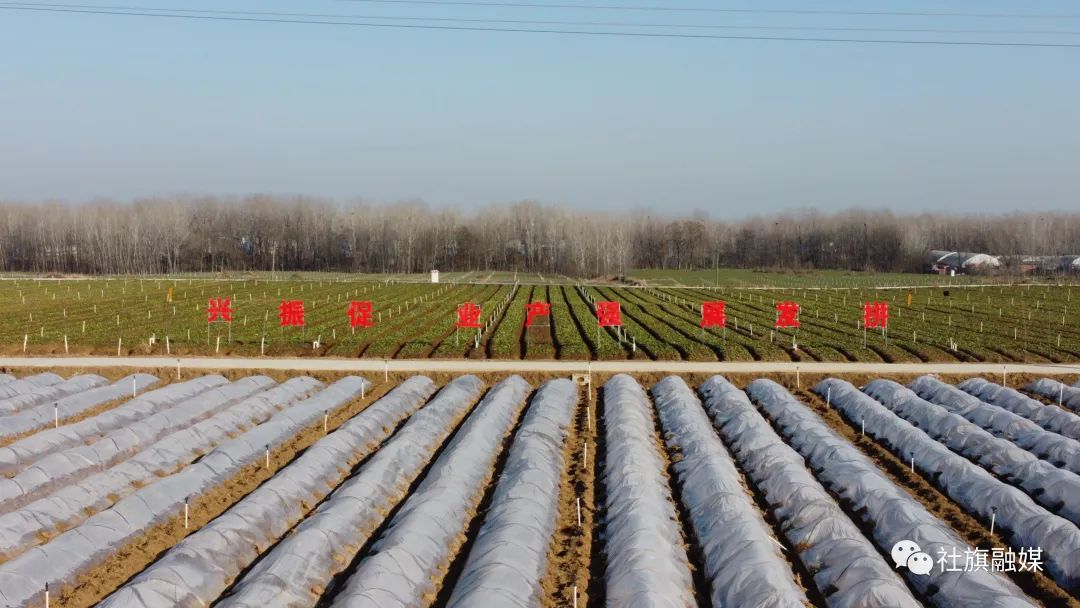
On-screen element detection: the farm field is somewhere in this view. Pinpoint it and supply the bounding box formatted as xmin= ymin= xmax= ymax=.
xmin=1 ymin=277 xmax=1079 ymax=363
xmin=0 ymin=370 xmax=1078 ymax=607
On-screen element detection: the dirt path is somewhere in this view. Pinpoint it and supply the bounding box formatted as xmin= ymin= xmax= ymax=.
xmin=1 ymin=356 xmax=1079 ymax=377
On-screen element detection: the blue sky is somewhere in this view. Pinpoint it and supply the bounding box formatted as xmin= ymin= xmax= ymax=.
xmin=1 ymin=0 xmax=1078 ymax=215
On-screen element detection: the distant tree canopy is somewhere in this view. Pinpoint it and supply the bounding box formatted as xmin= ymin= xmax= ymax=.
xmin=0 ymin=196 xmax=1077 ymax=277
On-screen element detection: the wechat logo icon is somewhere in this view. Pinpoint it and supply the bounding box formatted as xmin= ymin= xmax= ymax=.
xmin=892 ymin=540 xmax=934 ymax=576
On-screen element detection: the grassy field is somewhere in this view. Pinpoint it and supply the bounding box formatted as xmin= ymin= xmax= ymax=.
xmin=626 ymin=267 xmax=1047 ymax=288
xmin=1 ymin=275 xmax=1078 ymax=362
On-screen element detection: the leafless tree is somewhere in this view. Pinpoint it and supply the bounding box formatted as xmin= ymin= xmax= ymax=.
xmin=0 ymin=196 xmax=1078 ymax=276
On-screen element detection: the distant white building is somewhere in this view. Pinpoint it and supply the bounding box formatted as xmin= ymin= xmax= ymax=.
xmin=960 ymin=253 xmax=1001 ymax=269
xmin=928 ymin=250 xmax=1001 ymax=274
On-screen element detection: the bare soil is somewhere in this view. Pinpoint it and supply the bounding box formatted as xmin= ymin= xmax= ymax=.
xmin=541 ymin=378 xmax=594 ymax=608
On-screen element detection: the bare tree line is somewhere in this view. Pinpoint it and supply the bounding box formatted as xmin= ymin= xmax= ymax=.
xmin=0 ymin=196 xmax=1078 ymax=276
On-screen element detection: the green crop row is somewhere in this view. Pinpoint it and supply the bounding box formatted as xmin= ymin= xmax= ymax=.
xmin=0 ymin=277 xmax=1076 ymax=362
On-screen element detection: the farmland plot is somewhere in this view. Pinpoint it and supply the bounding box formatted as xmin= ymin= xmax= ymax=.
xmin=3 ymin=278 xmax=1077 ymax=362
xmin=0 ymin=370 xmax=1078 ymax=607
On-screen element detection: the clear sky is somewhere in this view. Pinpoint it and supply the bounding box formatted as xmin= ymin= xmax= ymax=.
xmin=1 ymin=0 xmax=1078 ymax=215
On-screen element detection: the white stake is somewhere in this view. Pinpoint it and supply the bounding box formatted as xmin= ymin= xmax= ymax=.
xmin=184 ymin=497 xmax=189 ymax=529
xmin=44 ymin=583 xmax=49 ymax=608
xmin=54 ymin=403 xmax=59 ymax=428
xmin=216 ymin=336 xmax=220 ymax=353
xmin=766 ymin=534 xmax=788 ymax=553
xmin=826 ymin=387 xmax=831 ymax=407
xmin=583 ymin=443 xmax=588 ymax=469
xmin=265 ymin=445 xmax=270 ymax=469
xmin=911 ymin=455 xmax=915 ymax=473
xmin=990 ymin=509 xmax=997 ymax=536
xmin=576 ymin=497 xmax=582 ymax=526
xmin=384 ymin=360 xmax=389 ymax=382
xmin=586 ymin=406 xmax=592 ymax=432
xmin=166 ymin=335 xmax=170 ymax=354
xmin=133 ymin=376 xmax=137 ymax=398
xmin=573 ymin=586 xmax=578 ymax=608
xmin=64 ymin=335 xmax=68 ymax=354
xmin=861 ymin=418 xmax=865 ymax=436
xmin=324 ymin=413 xmax=329 ymax=433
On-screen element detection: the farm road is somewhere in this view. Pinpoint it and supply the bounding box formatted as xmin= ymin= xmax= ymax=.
xmin=1 ymin=357 xmax=1079 ymax=376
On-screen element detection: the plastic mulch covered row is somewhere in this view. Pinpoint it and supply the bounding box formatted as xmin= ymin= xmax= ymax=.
xmin=0 ymin=376 xmax=276 ymax=513
xmin=910 ymin=376 xmax=1080 ymax=475
xmin=701 ymin=376 xmax=920 ymax=608
xmin=0 ymin=376 xmax=371 ymax=608
xmin=1027 ymin=378 xmax=1080 ymax=415
xmin=101 ymin=375 xmax=443 ymax=608
xmin=327 ymin=375 xmax=531 ymax=608
xmin=746 ymin=379 xmax=1036 ymax=608
xmin=0 ymin=374 xmax=213 ymax=474
xmin=0 ymin=374 xmax=109 ymax=416
xmin=601 ymin=374 xmax=695 ymax=608
xmin=446 ymin=378 xmax=578 ymax=608
xmin=0 ymin=377 xmax=323 ymax=562
xmin=652 ymin=376 xmax=808 ymax=607
xmin=863 ymin=379 xmax=1080 ymax=526
xmin=0 ymin=373 xmax=63 ymax=402
xmin=211 ymin=375 xmax=483 ymax=608
xmin=819 ymin=378 xmax=1080 ymax=593
xmin=960 ymin=378 xmax=1080 ymax=442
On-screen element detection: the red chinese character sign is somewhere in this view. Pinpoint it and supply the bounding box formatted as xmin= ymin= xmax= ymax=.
xmin=456 ymin=302 xmax=482 ymax=328
xmin=525 ymin=302 xmax=551 ymax=327
xmin=701 ymin=301 xmax=726 ymax=328
xmin=279 ymin=300 xmax=305 ymax=327
xmin=596 ymin=301 xmax=621 ymax=327
xmin=775 ymin=301 xmax=800 ymax=328
xmin=863 ymin=301 xmax=889 ymax=329
xmin=207 ymin=298 xmax=232 ymax=323
xmin=348 ymin=301 xmax=374 ymax=328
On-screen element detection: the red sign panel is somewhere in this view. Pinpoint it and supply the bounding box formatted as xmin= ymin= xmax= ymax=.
xmin=775 ymin=301 xmax=800 ymax=328
xmin=701 ymin=301 xmax=726 ymax=328
xmin=456 ymin=302 xmax=482 ymax=328
xmin=207 ymin=298 xmax=232 ymax=323
xmin=279 ymin=300 xmax=305 ymax=327
xmin=863 ymin=301 xmax=889 ymax=329
xmin=597 ymin=301 xmax=622 ymax=327
xmin=525 ymin=302 xmax=551 ymax=327
xmin=348 ymin=301 xmax=374 ymax=328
